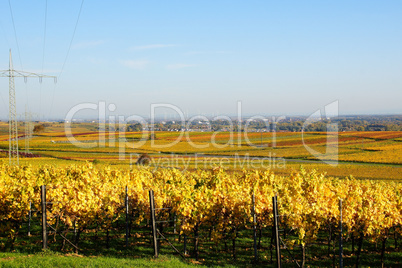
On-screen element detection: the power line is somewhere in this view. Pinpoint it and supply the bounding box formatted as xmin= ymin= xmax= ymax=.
xmin=41 ymin=0 xmax=47 ymax=73
xmin=49 ymin=0 xmax=85 ymax=118
xmin=39 ymin=0 xmax=48 ymax=120
xmin=59 ymin=0 xmax=84 ymax=77
xmin=0 ymin=19 xmax=11 ymax=115
xmin=0 ymin=18 xmax=11 ymax=48
xmin=0 ymin=90 xmax=7 ymax=116
xmin=8 ymin=0 xmax=23 ymax=70
xmin=8 ymin=0 xmax=30 ymax=114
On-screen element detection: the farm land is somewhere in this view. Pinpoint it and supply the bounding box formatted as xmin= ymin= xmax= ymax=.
xmin=0 ymin=121 xmax=401 ymax=267
xmin=0 ymin=121 xmax=400 ymax=180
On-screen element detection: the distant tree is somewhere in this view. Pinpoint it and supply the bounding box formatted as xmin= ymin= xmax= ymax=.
xmin=136 ymin=153 xmax=152 ymax=166
xmin=357 ymin=126 xmax=365 ymax=131
xmin=127 ymin=123 xmax=143 ymax=132
xmin=33 ymin=124 xmax=45 ymax=134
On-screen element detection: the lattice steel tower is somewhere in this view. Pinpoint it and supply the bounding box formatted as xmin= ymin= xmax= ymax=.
xmin=25 ymin=106 xmax=33 ymax=154
xmin=1 ymin=50 xmax=56 ymax=165
xmin=8 ymin=50 xmax=18 ymax=165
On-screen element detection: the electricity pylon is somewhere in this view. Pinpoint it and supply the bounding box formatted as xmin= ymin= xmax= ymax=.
xmin=24 ymin=106 xmax=34 ymax=154
xmin=0 ymin=49 xmax=56 ymax=165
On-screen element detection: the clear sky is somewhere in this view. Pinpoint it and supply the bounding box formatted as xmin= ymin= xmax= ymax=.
xmin=0 ymin=0 xmax=401 ymax=120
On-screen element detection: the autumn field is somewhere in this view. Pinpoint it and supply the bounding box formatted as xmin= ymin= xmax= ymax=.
xmin=0 ymin=122 xmax=402 ymax=267
xmin=0 ymin=122 xmax=401 ymax=180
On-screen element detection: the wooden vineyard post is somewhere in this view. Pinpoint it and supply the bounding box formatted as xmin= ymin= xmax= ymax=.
xmin=28 ymin=201 xmax=32 ymax=236
xmin=339 ymin=199 xmax=343 ymax=268
xmin=149 ymin=190 xmax=158 ymax=257
xmin=183 ymin=234 xmax=187 ymax=255
xmin=148 ymin=190 xmax=185 ymax=259
xmin=41 ymin=185 xmax=47 ymax=249
xmin=125 ymin=186 xmax=129 ymax=247
xmin=273 ymin=195 xmax=281 ymax=268
xmin=173 ymin=213 xmax=177 ymax=234
xmin=252 ymin=192 xmax=258 ymax=261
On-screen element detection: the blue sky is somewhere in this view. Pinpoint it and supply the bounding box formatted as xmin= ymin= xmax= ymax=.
xmin=0 ymin=1 xmax=401 ymax=120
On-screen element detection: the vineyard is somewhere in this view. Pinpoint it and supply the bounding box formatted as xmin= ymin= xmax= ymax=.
xmin=1 ymin=163 xmax=401 ymax=267
xmin=1 ymin=122 xmax=401 ymax=180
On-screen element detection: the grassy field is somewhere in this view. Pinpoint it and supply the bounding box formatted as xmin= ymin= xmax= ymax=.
xmin=0 ymin=252 xmax=200 ymax=268
xmin=1 ymin=211 xmax=401 ymax=268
